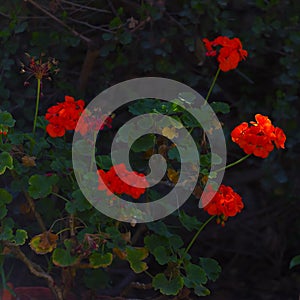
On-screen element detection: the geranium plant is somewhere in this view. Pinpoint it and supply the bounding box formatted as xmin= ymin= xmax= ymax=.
xmin=0 ymin=36 xmax=286 ymax=300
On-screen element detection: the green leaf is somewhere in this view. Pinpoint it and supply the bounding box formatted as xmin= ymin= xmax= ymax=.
xmin=14 ymin=22 xmax=28 ymax=33
xmin=210 ymin=102 xmax=230 ymax=114
xmin=200 ymin=153 xmax=222 ymax=168
xmin=199 ymin=257 xmax=221 ymax=282
xmin=168 ymin=147 xmax=180 ymax=161
xmin=290 ymin=255 xmax=300 ymax=269
xmin=144 ymin=234 xmax=170 ymax=253
xmin=185 ymin=263 xmax=207 ymax=285
xmin=8 ymin=133 xmax=24 ymax=144
xmin=169 ymin=235 xmax=184 ymax=251
xmin=0 ymin=111 xmax=15 ymax=127
xmin=96 ymin=155 xmax=113 ymax=170
xmin=72 ymin=189 xmax=90 ymax=205
xmin=126 ymin=246 xmax=149 ymax=273
xmin=0 ymin=218 xmax=14 ymax=241
xmin=194 ymin=284 xmax=211 ymax=296
xmin=36 ymin=116 xmax=48 ymax=129
xmin=13 ymin=229 xmax=28 ymax=245
xmin=152 ymin=273 xmax=184 ymax=295
xmin=0 ymin=189 xmax=13 ymax=219
xmin=119 ymin=31 xmax=132 ymax=45
xmin=153 ymin=246 xmax=170 ymax=265
xmin=128 ymin=99 xmax=157 ymax=115
xmin=99 ymin=42 xmax=116 ymax=57
xmin=52 ymin=240 xmax=78 ymax=267
xmin=89 ymin=252 xmax=113 ymax=268
xmin=102 ymin=33 xmax=113 ymax=41
xmin=131 ymin=134 xmax=156 ymax=152
xmin=65 ymin=189 xmax=92 ymax=214
xmin=28 ymin=174 xmax=58 ymax=199
xmin=147 ymin=221 xmax=173 ymax=237
xmin=105 ymin=226 xmax=125 ymax=249
xmin=0 ymin=205 xmax=7 ymax=219
xmin=47 ymin=136 xmax=67 ymax=149
xmin=179 ymin=211 xmax=203 ymax=231
xmin=0 ymin=188 xmax=13 ymax=204
xmin=0 ymin=152 xmax=13 ymax=175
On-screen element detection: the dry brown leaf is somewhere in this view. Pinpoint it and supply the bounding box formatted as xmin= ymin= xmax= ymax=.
xmin=167 ymin=168 xmax=179 ymax=184
xmin=29 ymin=231 xmax=58 ymax=254
xmin=22 ymin=155 xmax=36 ymax=167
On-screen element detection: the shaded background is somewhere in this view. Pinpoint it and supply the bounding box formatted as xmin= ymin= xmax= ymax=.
xmin=0 ymin=0 xmax=300 ymax=299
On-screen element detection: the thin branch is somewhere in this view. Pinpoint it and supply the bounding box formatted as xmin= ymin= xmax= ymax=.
xmin=0 ymin=11 xmax=49 ymax=19
xmin=107 ymin=0 xmax=118 ymax=16
xmin=60 ymin=0 xmax=111 ymax=14
xmin=24 ymin=191 xmax=47 ymax=232
xmin=66 ymin=17 xmax=114 ymax=33
xmin=165 ymin=11 xmax=189 ymax=34
xmin=5 ymin=243 xmax=64 ymax=300
xmin=24 ymin=0 xmax=91 ymax=44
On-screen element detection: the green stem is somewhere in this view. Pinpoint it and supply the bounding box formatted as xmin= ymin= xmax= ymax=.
xmin=183 ymin=215 xmax=215 ymax=257
xmin=214 ymin=154 xmax=251 ymax=173
xmin=145 ymin=270 xmax=154 ymax=279
xmin=51 ymin=192 xmax=70 ymax=203
xmin=32 ymin=78 xmax=41 ymax=135
xmin=205 ymin=67 xmax=221 ymax=103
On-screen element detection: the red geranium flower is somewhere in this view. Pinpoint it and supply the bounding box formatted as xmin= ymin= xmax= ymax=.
xmin=45 ymin=96 xmax=85 ymax=138
xmin=231 ymin=114 xmax=286 ymax=158
xmin=202 ymin=36 xmax=247 ymax=72
xmin=203 ymin=184 xmax=244 ymax=226
xmin=98 ymin=164 xmax=149 ymax=199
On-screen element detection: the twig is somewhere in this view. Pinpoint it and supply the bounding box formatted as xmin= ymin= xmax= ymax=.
xmin=60 ymin=0 xmax=111 ymax=14
xmin=24 ymin=191 xmax=47 ymax=232
xmin=131 ymin=224 xmax=147 ymax=244
xmin=0 ymin=11 xmax=49 ymax=19
xmin=24 ymin=0 xmax=91 ymax=44
xmin=66 ymin=17 xmax=114 ymax=33
xmin=165 ymin=11 xmax=189 ymax=34
xmin=107 ymin=0 xmax=118 ymax=16
xmin=5 ymin=243 xmax=64 ymax=300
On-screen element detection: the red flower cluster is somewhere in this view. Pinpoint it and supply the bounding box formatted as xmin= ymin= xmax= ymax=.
xmin=45 ymin=96 xmax=85 ymax=138
xmin=203 ymin=184 xmax=244 ymax=226
xmin=75 ymin=111 xmax=113 ymax=136
xmin=202 ymin=36 xmax=247 ymax=72
xmin=98 ymin=164 xmax=149 ymax=199
xmin=0 ymin=127 xmax=8 ymax=135
xmin=231 ymin=114 xmax=286 ymax=158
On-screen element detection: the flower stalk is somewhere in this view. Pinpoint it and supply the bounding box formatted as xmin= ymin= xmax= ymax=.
xmin=32 ymin=78 xmax=41 ymax=135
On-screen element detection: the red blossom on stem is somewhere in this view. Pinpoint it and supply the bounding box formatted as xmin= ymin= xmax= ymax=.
xmin=203 ymin=184 xmax=244 ymax=226
xmin=45 ymin=96 xmax=85 ymax=138
xmin=231 ymin=114 xmax=286 ymax=158
xmin=202 ymin=36 xmax=248 ymax=72
xmin=98 ymin=164 xmax=149 ymax=199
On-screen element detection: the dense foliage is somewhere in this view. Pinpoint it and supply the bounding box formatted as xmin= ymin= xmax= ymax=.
xmin=0 ymin=1 xmax=299 ymax=299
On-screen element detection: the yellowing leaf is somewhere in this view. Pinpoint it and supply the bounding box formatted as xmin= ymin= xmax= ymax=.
xmin=167 ymin=168 xmax=179 ymax=184
xmin=29 ymin=231 xmax=58 ymax=254
xmin=162 ymin=127 xmax=178 ymax=139
xmin=126 ymin=246 xmax=149 ymax=273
